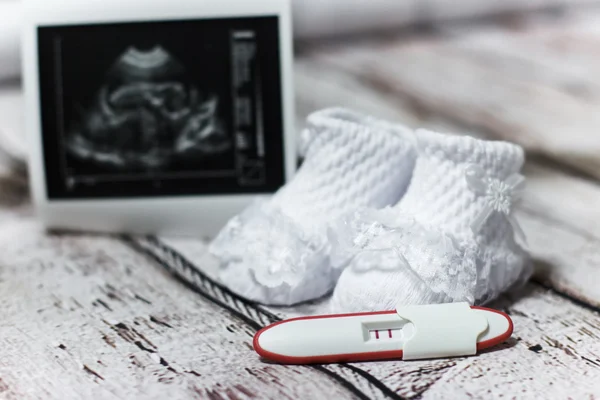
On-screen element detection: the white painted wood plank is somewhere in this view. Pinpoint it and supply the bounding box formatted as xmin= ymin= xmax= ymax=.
xmin=0 ymin=214 xmax=598 ymax=399
xmin=423 ymin=286 xmax=600 ymax=399
xmin=0 ymin=224 xmax=364 ymax=399
xmin=293 ymin=0 xmax=600 ymax=39
xmin=518 ymin=162 xmax=600 ymax=308
xmin=310 ymin=13 xmax=600 ymax=180
xmin=294 ymin=58 xmax=423 ymax=132
xmin=0 ymin=83 xmax=26 ymax=172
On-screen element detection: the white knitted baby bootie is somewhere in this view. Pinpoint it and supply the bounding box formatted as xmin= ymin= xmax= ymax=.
xmin=330 ymin=129 xmax=532 ymax=312
xmin=210 ymin=108 xmax=417 ymax=305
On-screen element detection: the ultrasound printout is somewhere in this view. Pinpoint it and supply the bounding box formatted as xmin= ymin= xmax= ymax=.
xmin=38 ymin=16 xmax=285 ymax=199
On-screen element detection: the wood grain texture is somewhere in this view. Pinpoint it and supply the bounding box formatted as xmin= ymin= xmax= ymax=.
xmin=519 ymin=162 xmax=600 ymax=309
xmin=306 ymin=7 xmax=600 ymax=180
xmin=292 ymin=0 xmax=600 ymax=39
xmin=0 ymin=206 xmax=599 ymax=398
xmin=0 ymin=82 xmax=26 ymax=168
xmin=0 ymin=227 xmax=368 ymax=400
xmin=149 ymin=237 xmax=600 ymax=399
xmin=423 ymin=285 xmax=600 ymax=399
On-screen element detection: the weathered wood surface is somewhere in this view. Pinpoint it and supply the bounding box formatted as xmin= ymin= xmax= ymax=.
xmin=2 ymin=5 xmax=600 ymax=399
xmin=518 ymin=162 xmax=600 ymax=309
xmin=162 ymin=241 xmax=600 ymax=400
xmin=0 ymin=82 xmax=25 ymax=172
xmin=0 ymin=225 xmax=448 ymax=399
xmin=0 ymin=230 xmax=372 ymax=400
xmin=1 ymin=226 xmax=600 ymax=399
xmin=306 ymin=6 xmax=600 ymax=181
xmin=292 ymin=0 xmax=600 ymax=39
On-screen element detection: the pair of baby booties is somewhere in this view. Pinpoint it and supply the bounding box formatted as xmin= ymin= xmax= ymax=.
xmin=210 ymin=108 xmax=532 ymax=312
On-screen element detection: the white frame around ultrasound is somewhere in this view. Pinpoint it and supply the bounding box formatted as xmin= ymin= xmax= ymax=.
xmin=22 ymin=0 xmax=296 ymax=236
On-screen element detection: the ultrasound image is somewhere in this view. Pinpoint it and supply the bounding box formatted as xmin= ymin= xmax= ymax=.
xmin=66 ymin=46 xmax=230 ymax=171
xmin=37 ymin=16 xmax=286 ymax=199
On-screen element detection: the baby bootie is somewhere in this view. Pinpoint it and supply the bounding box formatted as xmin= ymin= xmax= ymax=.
xmin=210 ymin=108 xmax=417 ymax=305
xmin=330 ymin=129 xmax=532 ymax=312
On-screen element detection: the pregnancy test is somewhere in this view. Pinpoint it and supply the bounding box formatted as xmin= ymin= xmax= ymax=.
xmin=253 ymin=302 xmax=513 ymax=364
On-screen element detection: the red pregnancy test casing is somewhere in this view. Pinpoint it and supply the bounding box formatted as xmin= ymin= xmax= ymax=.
xmin=254 ymin=305 xmax=513 ymax=364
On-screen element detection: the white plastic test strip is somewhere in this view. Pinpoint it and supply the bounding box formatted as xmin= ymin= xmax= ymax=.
xmin=253 ymin=302 xmax=513 ymax=364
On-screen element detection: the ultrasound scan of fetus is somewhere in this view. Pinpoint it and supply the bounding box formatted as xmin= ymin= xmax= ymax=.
xmin=65 ymin=46 xmax=231 ymax=171
xmin=39 ymin=17 xmax=284 ymax=199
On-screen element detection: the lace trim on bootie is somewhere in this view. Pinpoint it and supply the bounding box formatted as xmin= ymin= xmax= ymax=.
xmin=465 ymin=163 xmax=527 ymax=245
xmin=210 ymin=200 xmax=329 ymax=289
xmin=329 ymin=207 xmax=478 ymax=303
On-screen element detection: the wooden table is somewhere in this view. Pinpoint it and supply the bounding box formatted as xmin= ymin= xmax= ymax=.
xmin=2 ymin=6 xmax=600 ymax=399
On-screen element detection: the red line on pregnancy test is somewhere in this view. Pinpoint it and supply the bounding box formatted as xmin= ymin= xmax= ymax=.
xmin=375 ymin=330 xmax=379 ymax=339
xmin=388 ymin=329 xmax=392 ymax=338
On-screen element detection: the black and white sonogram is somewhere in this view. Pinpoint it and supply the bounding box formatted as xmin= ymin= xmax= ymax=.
xmin=68 ymin=46 xmax=230 ymax=170
xmin=37 ymin=17 xmax=285 ymax=199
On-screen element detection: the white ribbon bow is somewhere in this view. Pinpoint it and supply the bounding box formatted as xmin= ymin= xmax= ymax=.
xmin=465 ymin=165 xmax=527 ymax=245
